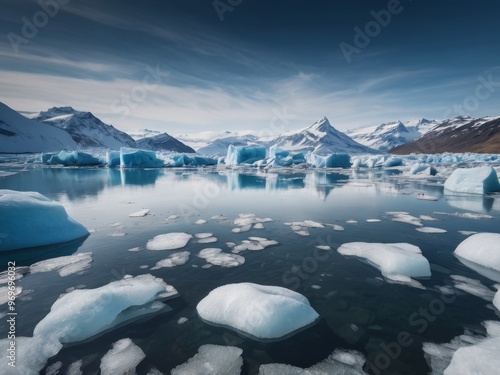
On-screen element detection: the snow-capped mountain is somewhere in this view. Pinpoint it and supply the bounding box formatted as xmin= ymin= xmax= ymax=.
xmin=391 ymin=115 xmax=500 ymax=154
xmin=0 ymin=102 xmax=78 ymax=153
xmin=135 ymin=133 xmax=195 ymax=153
xmin=197 ymin=134 xmax=260 ymax=155
xmin=128 ymin=129 xmax=162 ymax=141
xmin=174 ymin=130 xmax=258 ymax=151
xmin=33 ymin=107 xmax=136 ymax=150
xmin=266 ymin=117 xmax=377 ymax=155
xmin=347 ymin=118 xmax=439 ymax=152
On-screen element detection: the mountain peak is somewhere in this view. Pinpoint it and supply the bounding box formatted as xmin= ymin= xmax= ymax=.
xmin=308 ymin=116 xmax=333 ymax=133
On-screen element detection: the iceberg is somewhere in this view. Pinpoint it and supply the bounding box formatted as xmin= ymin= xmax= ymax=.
xmin=454 ymin=233 xmax=500 ymax=277
xmin=106 ymin=151 xmax=121 ymax=168
xmin=308 ymin=153 xmax=352 ymax=168
xmin=167 ymin=153 xmax=218 ymax=167
xmin=410 ymin=164 xmax=437 ymax=176
xmin=0 ymin=190 xmax=89 ymax=251
xmin=259 ymin=349 xmax=368 ymax=375
xmin=42 ymin=150 xmax=103 ymax=166
xmin=225 ymin=145 xmax=267 ymax=165
xmin=196 ymin=282 xmax=319 ymax=340
xmin=100 ymin=338 xmax=145 ymax=375
xmin=337 ymin=242 xmax=431 ymax=282
xmin=444 ymin=166 xmax=500 ymax=194
xmin=171 ymin=344 xmax=243 ymax=375
xmin=384 ymin=156 xmax=403 ymax=167
xmin=120 ymin=147 xmax=164 ymax=168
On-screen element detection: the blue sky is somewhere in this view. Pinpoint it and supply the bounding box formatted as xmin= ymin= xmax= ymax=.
xmin=1 ymin=0 xmax=499 ymax=133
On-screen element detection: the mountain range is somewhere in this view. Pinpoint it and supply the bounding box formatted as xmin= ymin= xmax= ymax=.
xmin=1 ymin=101 xmax=499 ymax=155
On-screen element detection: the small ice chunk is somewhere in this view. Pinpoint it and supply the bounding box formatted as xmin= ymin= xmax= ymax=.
xmin=166 ymin=214 xmax=179 ymax=221
xmin=416 ymin=227 xmax=447 ymax=234
xmin=195 ymin=233 xmax=213 ymax=239
xmin=128 ymin=247 xmax=142 ymax=252
xmin=100 ymin=338 xmax=145 ymax=375
xmin=147 ymin=232 xmax=192 ymax=250
xmin=451 ymin=275 xmax=495 ymax=301
xmin=232 ymin=237 xmax=278 ymax=253
xmin=253 ymin=223 xmax=264 ymax=229
xmin=337 ymin=242 xmax=431 ymax=281
xmin=434 ymin=211 xmax=494 ymax=220
xmin=198 ymin=237 xmax=218 ymax=244
xmin=45 ymin=361 xmax=62 ymax=375
xmin=29 ymin=253 xmax=93 ymax=277
xmin=195 ymin=219 xmax=207 ymax=225
xmin=151 ymin=251 xmax=190 ymax=270
xmin=387 ymin=212 xmax=422 ymax=226
xmin=302 ymin=220 xmax=325 ymax=228
xmin=444 ymin=166 xmax=500 ymax=194
xmin=198 ymin=248 xmax=245 ymax=268
xmin=331 ymin=224 xmax=344 ymax=231
xmin=346 ymin=220 xmax=358 ymax=224
xmin=171 ymin=345 xmax=243 ymax=375
xmin=458 ymin=231 xmax=478 ymax=236
xmin=417 ymin=194 xmax=439 ymax=201
xmin=129 ymin=209 xmax=150 ymax=217
xmin=197 ymin=283 xmax=319 ymax=340
xmin=366 ymin=219 xmax=381 ymax=223
xmin=211 ymin=214 xmax=227 ymax=220
xmin=420 ymin=215 xmax=438 ymax=221
xmin=177 ymin=317 xmax=188 ymax=324
xmin=311 ymin=285 xmax=321 ymax=289
xmin=67 ymin=360 xmax=83 ymax=375
xmin=295 ymin=230 xmax=310 ymax=236
xmin=315 ymin=245 xmax=331 ymax=251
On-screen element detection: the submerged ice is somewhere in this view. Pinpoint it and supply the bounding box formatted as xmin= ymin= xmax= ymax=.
xmin=171 ymin=344 xmax=243 ymax=375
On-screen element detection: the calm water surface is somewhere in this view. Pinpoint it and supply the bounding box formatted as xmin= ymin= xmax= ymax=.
xmin=0 ymin=165 xmax=499 ymax=374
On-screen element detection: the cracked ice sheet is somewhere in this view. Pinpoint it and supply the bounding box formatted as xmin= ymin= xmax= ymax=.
xmin=450 ymin=275 xmax=496 ymax=301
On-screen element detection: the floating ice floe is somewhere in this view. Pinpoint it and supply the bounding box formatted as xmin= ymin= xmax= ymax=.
xmin=232 ymin=213 xmax=273 ymax=233
xmin=444 ymin=166 xmax=500 ymax=194
xmin=366 ymin=219 xmax=381 ymax=223
xmin=0 ymin=189 xmax=89 ymax=251
xmin=434 ymin=211 xmax=494 ymax=220
xmin=197 ymin=283 xmax=319 ymax=340
xmin=100 ymin=338 xmax=145 ymax=375
xmin=129 ymin=209 xmax=150 ymax=217
xmin=232 ymin=237 xmax=279 ymax=253
xmin=337 ymin=242 xmax=431 ymax=286
xmin=416 ymin=227 xmax=447 ymax=234
xmin=420 ymin=215 xmax=438 ymax=221
xmin=458 ymin=231 xmax=478 ymax=236
xmin=151 ymin=251 xmax=190 ymax=270
xmin=315 ymin=245 xmax=332 ymax=251
xmin=198 ymin=236 xmax=218 ymax=244
xmin=195 ymin=219 xmax=207 ymax=225
xmin=198 ymin=248 xmax=245 ymax=268
xmin=259 ymin=349 xmax=368 ymax=375
xmin=42 ymin=150 xmax=103 ymax=166
xmin=0 ymin=275 xmax=176 ymax=375
xmin=386 ymin=211 xmax=422 ymax=226
xmin=195 ymin=233 xmax=213 ymax=239
xmin=120 ymin=147 xmax=164 ymax=168
xmin=146 ymin=232 xmax=192 ymax=250
xmin=450 ymin=275 xmax=496 ymax=301
xmin=423 ymin=321 xmax=500 ymax=375
xmin=30 ymin=252 xmax=93 ymax=277
xmin=417 ymin=194 xmax=439 ymax=201
xmin=177 ymin=317 xmax=188 ymax=324
xmin=171 ymin=345 xmax=243 ymax=375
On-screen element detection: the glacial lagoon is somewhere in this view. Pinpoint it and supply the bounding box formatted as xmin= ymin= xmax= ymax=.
xmin=1 ymin=165 xmax=500 ymax=374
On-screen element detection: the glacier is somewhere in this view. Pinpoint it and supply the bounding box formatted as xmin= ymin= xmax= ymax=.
xmin=444 ymin=166 xmax=500 ymax=194
xmin=0 ymin=189 xmax=89 ymax=251
xmin=196 ymin=282 xmax=319 ymax=340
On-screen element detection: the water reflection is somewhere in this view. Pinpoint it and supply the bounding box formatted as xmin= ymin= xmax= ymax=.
xmin=445 ymin=193 xmax=496 ymax=213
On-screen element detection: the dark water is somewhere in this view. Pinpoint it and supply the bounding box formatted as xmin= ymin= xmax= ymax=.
xmin=0 ymin=166 xmax=499 ymax=374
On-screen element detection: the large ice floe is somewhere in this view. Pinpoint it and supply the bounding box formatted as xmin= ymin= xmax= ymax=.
xmin=171 ymin=344 xmax=243 ymax=375
xmin=232 ymin=213 xmax=273 ymax=233
xmin=0 ymin=189 xmax=89 ymax=251
xmin=337 ymin=242 xmax=431 ymax=287
xmin=196 ymin=283 xmax=319 ymax=340
xmin=120 ymin=147 xmax=164 ymax=168
xmin=423 ymin=320 xmax=500 ymax=375
xmin=444 ymin=166 xmax=500 ymax=194
xmin=42 ymin=150 xmax=104 ymax=166
xmin=151 ymin=251 xmax=190 ymax=270
xmin=0 ymin=274 xmax=177 ymax=375
xmin=454 ymin=233 xmax=500 ymax=283
xmin=259 ymin=349 xmax=368 ymax=375
xmin=100 ymin=338 xmax=145 ymax=375
xmin=198 ymin=248 xmax=245 ymax=268
xmin=146 ymin=232 xmax=193 ymax=250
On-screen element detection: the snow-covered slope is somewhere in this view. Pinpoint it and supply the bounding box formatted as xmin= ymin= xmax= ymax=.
xmin=392 ymin=116 xmax=500 ymax=154
xmin=128 ymin=129 xmax=162 ymax=141
xmin=267 ymin=117 xmax=376 ymax=155
xmin=347 ymin=118 xmax=439 ymax=152
xmin=0 ymin=102 xmax=78 ymax=153
xmin=33 ymin=107 xmax=136 ymax=150
xmin=135 ymin=133 xmax=195 ymax=153
xmin=197 ymin=135 xmax=260 ymax=156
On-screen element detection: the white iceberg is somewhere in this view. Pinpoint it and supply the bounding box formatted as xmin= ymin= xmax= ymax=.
xmin=146 ymin=232 xmax=192 ymax=250
xmin=337 ymin=242 xmax=431 ymax=282
xmin=259 ymin=349 xmax=367 ymax=375
xmin=454 ymin=233 xmax=500 ymax=274
xmin=120 ymin=147 xmax=164 ymax=168
xmin=171 ymin=344 xmax=243 ymax=375
xmin=196 ymin=282 xmax=319 ymax=340
xmin=444 ymin=166 xmax=500 ymax=194
xmin=100 ymin=338 xmax=145 ymax=375
xmin=0 ymin=190 xmax=89 ymax=251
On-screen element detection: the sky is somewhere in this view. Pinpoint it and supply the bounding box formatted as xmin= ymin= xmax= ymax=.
xmin=1 ymin=0 xmax=500 ymax=134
